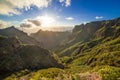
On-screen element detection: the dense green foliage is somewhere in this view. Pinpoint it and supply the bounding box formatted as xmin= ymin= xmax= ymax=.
xmin=1 ymin=18 xmax=120 ymax=80
xmin=94 ymin=66 xmax=120 ymax=80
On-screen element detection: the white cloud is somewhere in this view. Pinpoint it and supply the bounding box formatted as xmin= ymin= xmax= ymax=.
xmin=36 ymin=15 xmax=56 ymax=26
xmin=59 ymin=0 xmax=71 ymax=7
xmin=59 ymin=0 xmax=64 ymax=2
xmin=0 ymin=0 xmax=52 ymax=15
xmin=65 ymin=17 xmax=74 ymax=20
xmin=0 ymin=0 xmax=71 ymax=15
xmin=65 ymin=0 xmax=71 ymax=7
xmin=95 ymin=16 xmax=103 ymax=19
xmin=0 ymin=0 xmax=20 ymax=15
xmin=19 ymin=15 xmax=57 ymax=33
xmin=0 ymin=20 xmax=10 ymax=29
xmin=20 ymin=15 xmax=56 ymax=28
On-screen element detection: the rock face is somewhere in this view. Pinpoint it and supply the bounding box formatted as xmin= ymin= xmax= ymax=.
xmin=95 ymin=18 xmax=120 ymax=38
xmin=0 ymin=26 xmax=41 ymax=46
xmin=72 ymin=17 xmax=120 ymax=41
xmin=55 ymin=17 xmax=120 ymax=56
xmin=31 ymin=30 xmax=70 ymax=49
xmin=0 ymin=36 xmax=63 ymax=76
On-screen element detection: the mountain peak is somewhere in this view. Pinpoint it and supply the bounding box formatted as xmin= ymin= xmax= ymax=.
xmin=5 ymin=26 xmax=18 ymax=30
xmin=0 ymin=26 xmax=42 ymax=45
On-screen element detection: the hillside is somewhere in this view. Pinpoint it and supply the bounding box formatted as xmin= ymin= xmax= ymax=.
xmin=0 ymin=35 xmax=63 ymax=79
xmin=1 ymin=17 xmax=120 ymax=80
xmin=55 ymin=17 xmax=120 ymax=56
xmin=0 ymin=26 xmax=41 ymax=46
xmin=31 ymin=30 xmax=70 ymax=49
xmin=52 ymin=17 xmax=120 ymax=79
xmin=54 ymin=17 xmax=120 ymax=73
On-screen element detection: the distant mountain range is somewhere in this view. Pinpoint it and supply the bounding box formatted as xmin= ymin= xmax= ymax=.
xmin=31 ymin=30 xmax=71 ymax=49
xmin=0 ymin=27 xmax=63 ymax=78
xmin=0 ymin=26 xmax=42 ymax=46
xmin=0 ymin=17 xmax=120 ymax=80
xmin=55 ymin=17 xmax=120 ymax=67
xmin=40 ymin=26 xmax=73 ymax=32
xmin=0 ymin=26 xmax=72 ymax=50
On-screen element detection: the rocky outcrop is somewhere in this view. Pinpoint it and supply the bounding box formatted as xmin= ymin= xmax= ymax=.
xmin=95 ymin=18 xmax=120 ymax=38
xmin=72 ymin=17 xmax=120 ymax=41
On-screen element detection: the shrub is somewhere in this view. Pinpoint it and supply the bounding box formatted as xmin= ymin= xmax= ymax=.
xmin=94 ymin=66 xmax=120 ymax=80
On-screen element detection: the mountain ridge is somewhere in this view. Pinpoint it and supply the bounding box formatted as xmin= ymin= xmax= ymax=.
xmin=0 ymin=33 xmax=63 ymax=79
xmin=55 ymin=17 xmax=120 ymax=56
xmin=0 ymin=26 xmax=42 ymax=46
xmin=0 ymin=17 xmax=120 ymax=80
xmin=31 ymin=29 xmax=71 ymax=49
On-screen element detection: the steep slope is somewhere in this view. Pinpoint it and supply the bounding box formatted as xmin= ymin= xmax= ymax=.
xmin=2 ymin=17 xmax=120 ymax=80
xmin=0 ymin=26 xmax=41 ymax=46
xmin=51 ymin=17 xmax=120 ymax=80
xmin=67 ymin=37 xmax=120 ymax=67
xmin=55 ymin=17 xmax=120 ymax=57
xmin=31 ymin=30 xmax=70 ymax=49
xmin=0 ymin=36 xmax=63 ymax=78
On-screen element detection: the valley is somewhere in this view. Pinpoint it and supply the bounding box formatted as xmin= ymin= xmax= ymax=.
xmin=0 ymin=17 xmax=120 ymax=80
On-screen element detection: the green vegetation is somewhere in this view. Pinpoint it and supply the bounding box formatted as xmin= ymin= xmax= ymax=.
xmin=4 ymin=68 xmax=73 ymax=80
xmin=4 ymin=66 xmax=120 ymax=80
xmin=0 ymin=36 xmax=63 ymax=79
xmin=0 ymin=35 xmax=7 ymax=39
xmin=94 ymin=66 xmax=120 ymax=80
xmin=1 ymin=18 xmax=120 ymax=80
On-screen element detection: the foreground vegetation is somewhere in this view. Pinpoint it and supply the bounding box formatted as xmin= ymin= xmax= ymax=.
xmin=4 ymin=65 xmax=120 ymax=80
xmin=1 ymin=18 xmax=120 ymax=80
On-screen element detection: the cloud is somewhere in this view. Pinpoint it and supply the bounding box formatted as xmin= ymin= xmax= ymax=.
xmin=0 ymin=0 xmax=51 ymax=15
xmin=28 ymin=19 xmax=41 ymax=26
xmin=20 ymin=15 xmax=56 ymax=28
xmin=0 ymin=0 xmax=20 ymax=15
xmin=0 ymin=20 xmax=10 ymax=28
xmin=59 ymin=0 xmax=71 ymax=7
xmin=95 ymin=16 xmax=103 ymax=19
xmin=20 ymin=23 xmax=32 ymax=28
xmin=56 ymin=16 xmax=60 ymax=18
xmin=36 ymin=15 xmax=56 ymax=26
xmin=20 ymin=19 xmax=41 ymax=28
xmin=65 ymin=0 xmax=71 ymax=7
xmin=65 ymin=17 xmax=74 ymax=20
xmin=0 ymin=0 xmax=71 ymax=15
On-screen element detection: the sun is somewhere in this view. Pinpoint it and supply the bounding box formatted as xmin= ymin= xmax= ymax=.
xmin=37 ymin=15 xmax=55 ymax=27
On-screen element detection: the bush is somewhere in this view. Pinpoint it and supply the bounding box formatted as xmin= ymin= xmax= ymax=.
xmin=31 ymin=68 xmax=64 ymax=79
xmin=94 ymin=66 xmax=120 ymax=80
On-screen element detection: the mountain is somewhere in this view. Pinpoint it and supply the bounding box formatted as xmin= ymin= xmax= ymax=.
xmin=1 ymin=17 xmax=120 ymax=80
xmin=31 ymin=30 xmax=71 ymax=49
xmin=0 ymin=35 xmax=63 ymax=78
xmin=3 ymin=17 xmax=120 ymax=80
xmin=0 ymin=26 xmax=41 ymax=46
xmin=50 ymin=17 xmax=120 ymax=80
xmin=55 ymin=17 xmax=120 ymax=57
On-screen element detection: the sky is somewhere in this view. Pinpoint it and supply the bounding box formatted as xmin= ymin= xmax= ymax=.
xmin=0 ymin=0 xmax=120 ymax=31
